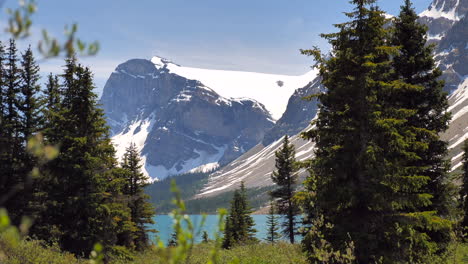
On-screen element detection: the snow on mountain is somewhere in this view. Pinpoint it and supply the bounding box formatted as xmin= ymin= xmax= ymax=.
xmin=197 ymin=129 xmax=315 ymax=197
xmin=419 ymin=0 xmax=468 ymax=42
xmin=101 ymin=58 xmax=277 ymax=180
xmin=443 ymin=76 xmax=468 ymax=171
xmin=150 ymin=56 xmax=318 ymax=120
xmin=420 ymin=0 xmax=463 ymax=21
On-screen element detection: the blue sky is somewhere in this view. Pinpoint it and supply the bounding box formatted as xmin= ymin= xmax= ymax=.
xmin=4 ymin=0 xmax=431 ymax=94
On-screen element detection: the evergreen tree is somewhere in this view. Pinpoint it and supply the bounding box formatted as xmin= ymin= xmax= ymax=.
xmin=460 ymin=139 xmax=468 ymax=233
xmin=44 ymin=73 xmax=60 ymax=109
xmin=265 ymin=200 xmax=281 ymax=243
xmin=27 ymin=72 xmax=63 ymax=241
xmin=0 ymin=41 xmax=9 ymax=205
xmin=300 ymin=0 xmax=452 ymax=262
xmin=202 ymin=231 xmax=209 ymax=243
xmin=222 ymin=182 xmax=257 ymax=249
xmin=11 ymin=45 xmax=43 ymax=222
xmin=168 ymin=231 xmax=178 ymax=247
xmin=392 ymin=0 xmax=452 ymax=216
xmin=271 ymin=135 xmax=298 ymax=243
xmin=37 ymin=58 xmax=124 ymax=255
xmin=120 ymin=142 xmax=156 ymax=250
xmin=1 ymin=39 xmax=24 ymax=221
xmin=19 ymin=46 xmax=42 ymax=145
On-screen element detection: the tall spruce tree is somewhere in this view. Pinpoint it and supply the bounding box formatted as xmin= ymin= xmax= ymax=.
xmin=222 ymin=182 xmax=257 ymax=249
xmin=0 ymin=41 xmax=8 ymax=205
xmin=37 ymin=58 xmax=124 ymax=255
xmin=19 ymin=46 xmax=42 ymax=144
xmin=392 ymin=0 xmax=452 ymax=216
xmin=265 ymin=200 xmax=281 ymax=244
xmin=1 ymin=39 xmax=24 ymax=221
xmin=301 ymin=0 xmax=452 ymax=262
xmin=271 ymin=135 xmax=298 ymax=243
xmin=120 ymin=142 xmax=156 ymax=250
xmin=15 ymin=45 xmax=43 ymax=220
xmin=43 ymin=73 xmax=61 ymax=117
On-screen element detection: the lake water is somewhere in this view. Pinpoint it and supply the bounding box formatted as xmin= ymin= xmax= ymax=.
xmin=149 ymin=215 xmax=279 ymax=245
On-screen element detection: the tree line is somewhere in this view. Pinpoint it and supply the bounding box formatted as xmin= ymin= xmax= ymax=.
xmin=0 ymin=39 xmax=155 ymax=256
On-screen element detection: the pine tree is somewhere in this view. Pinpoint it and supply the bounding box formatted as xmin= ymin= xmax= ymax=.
xmin=265 ymin=200 xmax=280 ymax=244
xmin=27 ymin=73 xmax=63 ymax=241
xmin=460 ymin=139 xmax=468 ymax=233
xmin=222 ymin=182 xmax=257 ymax=249
xmin=9 ymin=45 xmax=43 ymax=223
xmin=120 ymin=142 xmax=156 ymax=250
xmin=168 ymin=231 xmax=178 ymax=247
xmin=301 ymin=0 xmax=452 ymax=262
xmin=392 ymin=0 xmax=452 ymax=216
xmin=36 ymin=58 xmax=124 ymax=255
xmin=42 ymin=73 xmax=61 ymax=123
xmin=19 ymin=46 xmax=42 ymax=145
xmin=239 ymin=182 xmax=257 ymax=239
xmin=1 ymin=39 xmax=24 ymax=221
xmin=0 ymin=41 xmax=9 ymax=205
xmin=386 ymin=0 xmax=453 ymax=260
xmin=45 ymin=73 xmax=60 ymax=107
xmin=271 ymin=135 xmax=298 ymax=243
xmin=202 ymin=231 xmax=209 ymax=243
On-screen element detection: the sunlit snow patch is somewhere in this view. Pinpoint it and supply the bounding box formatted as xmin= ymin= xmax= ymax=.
xmin=150 ymin=56 xmax=317 ymax=120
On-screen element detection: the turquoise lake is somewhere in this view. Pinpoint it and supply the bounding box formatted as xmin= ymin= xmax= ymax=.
xmin=149 ymin=215 xmax=285 ymax=245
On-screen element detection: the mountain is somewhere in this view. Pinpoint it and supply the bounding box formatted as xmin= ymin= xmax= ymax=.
xmin=100 ymin=58 xmax=317 ymax=180
xmin=196 ymin=76 xmax=322 ymax=197
xmin=261 ymin=77 xmax=322 ymax=146
xmin=420 ymin=0 xmax=468 ymax=92
xmin=419 ymin=0 xmax=467 ymax=37
xmin=149 ymin=57 xmax=317 ymax=120
xmin=433 ymin=0 xmax=468 ymax=169
xmin=197 ymin=128 xmax=314 ymax=198
xmin=196 ymin=0 xmax=468 ymax=197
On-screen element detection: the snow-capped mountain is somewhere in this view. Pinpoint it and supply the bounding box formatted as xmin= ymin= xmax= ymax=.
xmin=197 ymin=128 xmax=314 ymax=197
xmin=196 ymin=78 xmax=321 ymax=197
xmin=419 ymin=0 xmax=467 ymax=41
xmin=150 ymin=57 xmax=317 ymax=120
xmin=431 ymin=0 xmax=468 ymax=168
xmin=420 ymin=0 xmax=468 ymax=92
xmin=196 ymin=0 xmax=468 ymax=198
xmin=100 ymin=58 xmax=317 ymax=180
xmin=262 ymin=77 xmax=322 ymax=146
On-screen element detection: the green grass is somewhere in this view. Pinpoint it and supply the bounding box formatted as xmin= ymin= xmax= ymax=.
xmin=114 ymin=242 xmax=307 ymax=264
xmin=450 ymin=242 xmax=468 ymax=263
xmin=3 ymin=236 xmax=468 ymax=263
xmin=0 ymin=237 xmax=86 ymax=264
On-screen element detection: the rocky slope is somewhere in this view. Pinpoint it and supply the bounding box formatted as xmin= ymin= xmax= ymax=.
xmin=261 ymin=77 xmax=321 ymax=146
xmin=420 ymin=0 xmax=468 ymax=92
xmin=100 ymin=58 xmax=275 ymax=179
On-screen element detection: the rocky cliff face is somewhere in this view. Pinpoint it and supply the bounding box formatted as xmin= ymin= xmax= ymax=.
xmin=100 ymin=58 xmax=274 ymax=179
xmin=420 ymin=0 xmax=468 ymax=92
xmin=261 ymin=77 xmax=321 ymax=146
xmin=419 ymin=0 xmax=468 ymax=39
